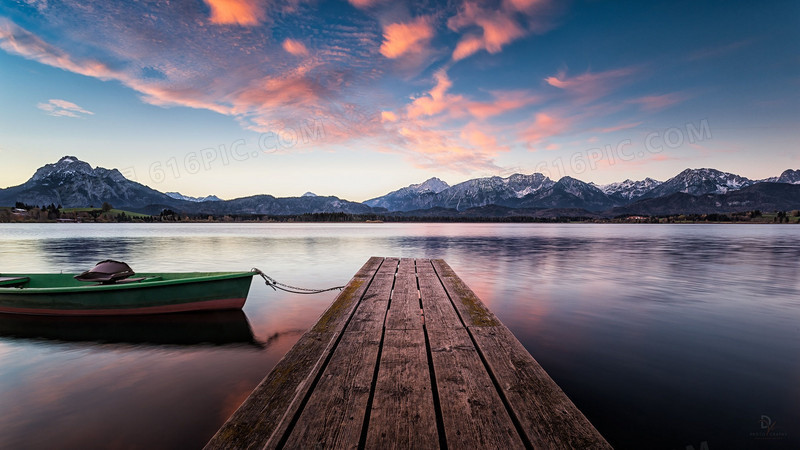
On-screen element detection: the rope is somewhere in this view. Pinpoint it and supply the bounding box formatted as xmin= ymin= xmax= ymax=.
xmin=251 ymin=268 xmax=345 ymax=294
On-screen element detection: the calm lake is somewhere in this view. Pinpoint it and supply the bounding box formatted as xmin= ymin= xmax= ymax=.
xmin=0 ymin=223 xmax=798 ymax=449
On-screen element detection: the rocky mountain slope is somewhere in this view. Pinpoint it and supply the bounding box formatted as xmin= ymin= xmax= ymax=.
xmin=2 ymin=156 xmax=798 ymax=216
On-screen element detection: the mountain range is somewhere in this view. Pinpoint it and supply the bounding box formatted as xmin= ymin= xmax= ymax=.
xmin=1 ymin=156 xmax=799 ymax=218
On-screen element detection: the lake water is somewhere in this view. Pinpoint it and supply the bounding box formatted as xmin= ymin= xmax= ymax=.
xmin=0 ymin=223 xmax=798 ymax=449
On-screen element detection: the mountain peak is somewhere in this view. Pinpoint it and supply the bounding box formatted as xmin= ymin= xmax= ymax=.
xmin=646 ymin=167 xmax=753 ymax=197
xmin=413 ymin=177 xmax=449 ymax=194
xmin=599 ymin=177 xmax=662 ymax=200
xmin=165 ymin=192 xmax=223 ymax=202
xmin=777 ymin=169 xmax=800 ymax=184
xmin=302 ymin=191 xmax=318 ymax=197
xmin=31 ymin=156 xmax=94 ymax=182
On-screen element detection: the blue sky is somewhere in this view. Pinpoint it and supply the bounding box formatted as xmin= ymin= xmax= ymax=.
xmin=0 ymin=0 xmax=798 ymax=201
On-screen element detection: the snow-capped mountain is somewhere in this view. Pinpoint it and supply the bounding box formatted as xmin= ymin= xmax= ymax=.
xmin=518 ymin=176 xmax=615 ymax=211
xmin=30 ymin=156 xmax=127 ymax=184
xmin=4 ymin=156 xmax=798 ymax=217
xmin=777 ymin=169 xmax=800 ymax=184
xmin=644 ymin=168 xmax=755 ymax=198
xmin=435 ymin=173 xmax=555 ymax=210
xmin=364 ymin=177 xmax=450 ymax=211
xmin=301 ymin=192 xmax=318 ymax=197
xmin=366 ymin=174 xmax=559 ymax=211
xmin=597 ymin=178 xmax=662 ymax=201
xmin=0 ymin=155 xmax=174 ymax=208
xmin=0 ymin=156 xmax=373 ymax=215
xmin=165 ymin=192 xmax=222 ymax=202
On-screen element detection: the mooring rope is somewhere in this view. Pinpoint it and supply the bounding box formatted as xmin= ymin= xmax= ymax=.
xmin=251 ymin=268 xmax=345 ymax=294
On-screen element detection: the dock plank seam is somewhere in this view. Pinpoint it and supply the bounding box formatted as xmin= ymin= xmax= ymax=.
xmin=429 ymin=260 xmax=534 ymax=450
xmin=418 ymin=260 xmax=449 ymax=450
xmin=357 ymin=259 xmax=399 ymax=449
xmin=272 ymin=257 xmax=392 ymax=449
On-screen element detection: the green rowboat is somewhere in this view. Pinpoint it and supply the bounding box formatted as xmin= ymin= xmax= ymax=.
xmin=0 ymin=271 xmax=256 ymax=316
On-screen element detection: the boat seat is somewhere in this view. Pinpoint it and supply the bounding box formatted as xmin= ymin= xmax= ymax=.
xmin=108 ymin=277 xmax=148 ymax=284
xmin=89 ymin=276 xmax=163 ymax=286
xmin=0 ymin=276 xmax=30 ymax=287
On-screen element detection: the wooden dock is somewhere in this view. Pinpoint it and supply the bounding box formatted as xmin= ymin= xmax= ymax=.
xmin=205 ymin=257 xmax=610 ymax=449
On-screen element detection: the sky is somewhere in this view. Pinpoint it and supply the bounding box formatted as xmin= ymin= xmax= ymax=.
xmin=0 ymin=0 xmax=798 ymax=201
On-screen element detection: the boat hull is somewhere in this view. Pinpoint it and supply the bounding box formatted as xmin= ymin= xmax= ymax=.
xmin=0 ymin=272 xmax=255 ymax=316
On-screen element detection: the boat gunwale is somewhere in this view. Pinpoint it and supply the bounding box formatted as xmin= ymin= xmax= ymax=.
xmin=0 ymin=271 xmax=256 ymax=294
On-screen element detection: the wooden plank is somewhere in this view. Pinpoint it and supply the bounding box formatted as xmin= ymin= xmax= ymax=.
xmin=385 ymin=272 xmax=423 ymax=330
xmin=365 ymin=329 xmax=439 ymax=449
xmin=376 ymin=257 xmax=400 ymax=276
xmin=470 ymin=327 xmax=612 ymax=449
xmin=398 ymin=257 xmax=416 ymax=274
xmin=417 ymin=260 xmax=461 ymax=330
xmin=311 ymin=257 xmax=386 ymax=333
xmin=278 ymin=331 xmax=381 ymax=449
xmin=347 ymin=272 xmax=393 ymax=333
xmin=205 ymin=257 xmax=383 ymax=450
xmin=427 ymin=326 xmax=525 ymax=449
xmin=431 ymin=259 xmax=500 ymax=327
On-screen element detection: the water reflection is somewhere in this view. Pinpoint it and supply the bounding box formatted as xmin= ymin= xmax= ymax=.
xmin=1 ymin=223 xmax=799 ymax=449
xmin=0 ymin=311 xmax=264 ymax=348
xmin=36 ymin=238 xmax=148 ymax=268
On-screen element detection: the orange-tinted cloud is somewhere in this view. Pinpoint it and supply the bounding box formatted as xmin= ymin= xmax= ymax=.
xmin=381 ymin=111 xmax=398 ymax=122
xmin=522 ymin=112 xmax=571 ymax=148
xmin=395 ymin=123 xmax=503 ymax=172
xmin=380 ymin=16 xmax=435 ymax=59
xmin=464 ymin=91 xmax=540 ymax=119
xmin=0 ymin=18 xmax=382 ymax=142
xmin=448 ymin=0 xmax=560 ymax=61
xmin=407 ymin=70 xmax=463 ymax=119
xmin=545 ymin=67 xmax=639 ymax=102
xmin=460 ymin=123 xmax=510 ymax=153
xmin=203 ymin=0 xmax=266 ymax=26
xmin=628 ymin=93 xmax=687 ymax=111
xmin=452 ymin=35 xmax=484 ymax=61
xmin=449 ymin=2 xmax=525 ymax=60
xmin=282 ymin=38 xmax=309 ymax=56
xmin=348 ymin=0 xmax=380 ymax=8
xmin=596 ymin=121 xmax=642 ymax=133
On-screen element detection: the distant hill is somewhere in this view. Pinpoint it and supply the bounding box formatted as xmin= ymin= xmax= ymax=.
xmin=0 ymin=156 xmax=180 ymax=209
xmin=2 ymin=156 xmax=798 ymax=218
xmin=165 ymin=192 xmax=222 ymax=202
xmin=0 ymin=156 xmax=375 ymax=215
xmin=611 ymin=183 xmax=800 ymax=216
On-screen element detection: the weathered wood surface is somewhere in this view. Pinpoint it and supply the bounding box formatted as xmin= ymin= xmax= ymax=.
xmin=205 ymin=257 xmax=611 ymax=450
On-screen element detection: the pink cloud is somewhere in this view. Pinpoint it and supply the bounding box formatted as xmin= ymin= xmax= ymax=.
xmin=406 ymin=70 xmax=463 ymax=119
xmin=464 ymin=90 xmax=540 ymax=119
xmin=449 ymin=2 xmax=525 ymax=60
xmin=687 ymin=39 xmax=753 ymax=61
xmin=0 ymin=18 xmax=383 ymax=142
xmin=394 ymin=123 xmax=503 ymax=172
xmin=282 ymin=39 xmax=309 ymax=56
xmin=595 ymin=121 xmax=642 ymax=133
xmin=203 ymin=0 xmax=266 ymax=26
xmin=37 ymin=99 xmax=94 ymax=118
xmin=381 ymin=111 xmax=398 ymax=122
xmin=544 ymin=67 xmax=639 ymax=102
xmin=522 ymin=112 xmax=572 ymax=148
xmin=628 ymin=93 xmax=687 ymax=111
xmin=460 ymin=123 xmax=510 ymax=153
xmin=348 ymin=0 xmax=381 ymax=8
xmin=448 ymin=0 xmax=561 ymax=61
xmin=380 ymin=16 xmax=435 ymax=59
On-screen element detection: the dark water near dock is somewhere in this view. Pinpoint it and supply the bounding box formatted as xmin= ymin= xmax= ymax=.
xmin=1 ymin=223 xmax=798 ymax=449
